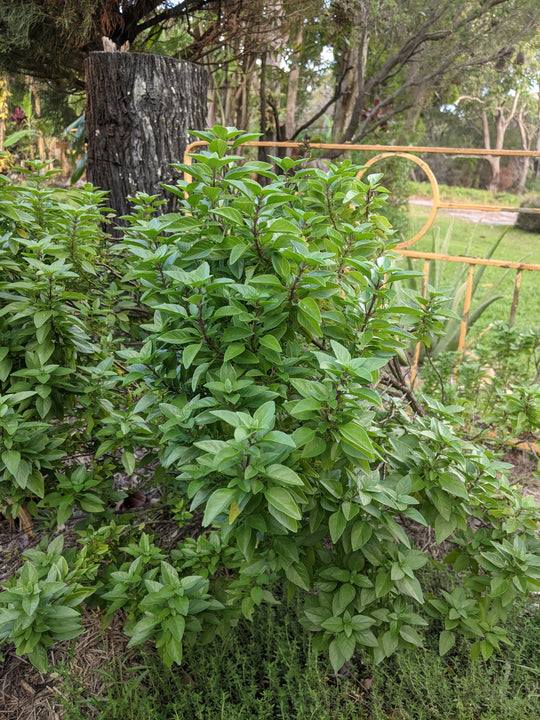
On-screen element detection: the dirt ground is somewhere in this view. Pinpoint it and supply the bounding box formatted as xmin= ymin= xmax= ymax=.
xmin=0 ymin=447 xmax=539 ymax=720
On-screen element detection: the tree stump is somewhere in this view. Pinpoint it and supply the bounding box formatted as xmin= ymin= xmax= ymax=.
xmin=85 ymin=52 xmax=208 ymax=221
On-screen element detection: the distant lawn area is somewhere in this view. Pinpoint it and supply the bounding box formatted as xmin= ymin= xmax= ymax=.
xmin=409 ymin=181 xmax=522 ymax=207
xmin=400 ymin=203 xmax=540 ymax=334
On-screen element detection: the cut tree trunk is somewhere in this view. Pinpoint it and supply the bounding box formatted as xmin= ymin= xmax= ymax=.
xmin=85 ymin=52 xmax=208 ymax=221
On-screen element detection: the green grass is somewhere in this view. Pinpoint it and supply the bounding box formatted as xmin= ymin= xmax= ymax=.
xmin=58 ymin=592 xmax=540 ymax=720
xmin=402 ymin=206 xmax=540 ymax=334
xmin=410 ymin=182 xmax=522 ymax=207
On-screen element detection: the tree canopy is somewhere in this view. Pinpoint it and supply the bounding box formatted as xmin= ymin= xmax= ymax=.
xmin=1 ymin=0 xmax=540 ymax=146
xmin=0 ymin=0 xmax=219 ymax=88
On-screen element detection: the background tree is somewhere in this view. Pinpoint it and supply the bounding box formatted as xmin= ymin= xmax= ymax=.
xmin=419 ymin=44 xmax=540 ymax=191
xmin=2 ymin=0 xmax=540 ymax=149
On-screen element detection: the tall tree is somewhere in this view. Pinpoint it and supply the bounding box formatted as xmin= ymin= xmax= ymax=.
xmin=448 ymin=47 xmax=540 ymax=190
xmin=322 ymin=0 xmax=540 ymax=151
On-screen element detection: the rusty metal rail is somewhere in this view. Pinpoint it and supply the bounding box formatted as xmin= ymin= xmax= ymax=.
xmin=183 ymin=140 xmax=540 ymax=366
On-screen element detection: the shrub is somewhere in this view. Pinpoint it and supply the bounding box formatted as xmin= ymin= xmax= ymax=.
xmin=0 ymin=164 xmax=130 ymax=524
xmin=111 ymin=127 xmax=540 ymax=670
xmin=1 ymin=132 xmax=539 ymax=676
xmin=515 ymin=195 xmax=540 ymax=233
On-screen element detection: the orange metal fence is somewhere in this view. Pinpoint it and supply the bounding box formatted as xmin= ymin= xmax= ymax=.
xmin=184 ymin=140 xmax=540 ymax=364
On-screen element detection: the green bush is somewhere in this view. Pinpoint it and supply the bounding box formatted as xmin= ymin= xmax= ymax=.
xmin=515 ymin=195 xmax=540 ymax=233
xmin=111 ymin=128 xmax=539 ymax=670
xmin=0 ymin=165 xmax=130 ymax=525
xmin=1 ymin=133 xmax=539 ymax=677
xmin=420 ymin=322 xmax=540 ymax=447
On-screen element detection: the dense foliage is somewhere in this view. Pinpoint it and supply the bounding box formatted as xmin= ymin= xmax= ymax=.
xmin=0 ymin=131 xmax=539 ymax=675
xmin=58 ymin=592 xmax=540 ymax=720
xmin=516 ymin=195 xmax=540 ymax=233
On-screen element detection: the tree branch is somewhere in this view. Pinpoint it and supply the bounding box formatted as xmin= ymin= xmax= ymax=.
xmin=291 ymin=67 xmax=352 ymax=140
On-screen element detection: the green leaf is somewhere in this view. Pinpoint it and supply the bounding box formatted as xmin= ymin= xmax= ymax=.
xmin=351 ymin=520 xmax=372 ymax=550
xmin=297 ymin=307 xmax=321 ymax=337
xmin=33 ymin=310 xmax=53 ymax=328
xmin=284 ymin=562 xmax=311 ymax=591
xmin=267 ymin=504 xmax=298 ymax=532
xmin=212 ymin=207 xmax=244 ymax=225
xmin=166 ymin=615 xmax=185 ymax=644
xmin=266 ymin=464 xmax=303 ymax=487
xmin=269 ymin=218 xmax=301 ymax=234
xmin=210 ymin=410 xmax=242 ymax=426
xmin=2 ymin=450 xmax=20 ymax=475
xmin=395 ymin=576 xmax=424 ymax=604
xmin=183 ymin=343 xmax=202 ymax=369
xmin=127 ymin=616 xmax=159 ymax=646
xmin=265 ymin=487 xmax=302 ymax=520
xmin=339 ymin=422 xmax=374 ymax=457
xmin=202 ymin=488 xmax=236 ymax=526
xmin=438 ymin=471 xmax=469 ymax=500
xmin=329 ymin=510 xmax=347 ymax=543
xmin=439 ymin=630 xmax=456 ymax=656
xmin=332 ymin=583 xmax=356 ymax=615
xmin=79 ymin=494 xmax=106 ymax=513
xmin=329 ymin=634 xmax=355 ymax=671
xmin=321 ymin=616 xmax=344 ymax=633
xmin=298 ymin=297 xmax=321 ymax=323
xmin=375 ymin=571 xmax=393 ymax=598
xmin=259 ymin=335 xmax=282 ymax=353
xmin=229 ymin=242 xmax=247 ymax=265
xmin=27 ymin=645 xmax=48 ymax=673
xmin=330 ymin=340 xmax=351 ymax=364
xmin=434 ymin=514 xmax=458 ymax=543
xmin=480 ymin=639 xmax=494 ymax=661
xmin=223 ymin=343 xmax=245 ymax=362
xmin=399 ymin=626 xmax=423 ymax=647
xmin=121 ymin=450 xmax=136 ymax=475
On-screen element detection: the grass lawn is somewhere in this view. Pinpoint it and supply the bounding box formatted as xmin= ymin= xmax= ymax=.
xmin=400 ymin=205 xmax=540 ymax=335
xmin=409 ymin=181 xmax=522 ymax=207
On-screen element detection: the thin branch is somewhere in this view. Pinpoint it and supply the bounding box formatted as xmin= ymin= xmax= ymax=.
xmin=292 ymin=67 xmax=352 ymax=141
xmin=388 ymin=357 xmax=425 ymax=416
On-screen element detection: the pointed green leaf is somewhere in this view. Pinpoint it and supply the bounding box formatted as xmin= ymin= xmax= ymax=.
xmin=439 ymin=630 xmax=456 ymax=656
xmin=265 ymin=487 xmax=302 ymax=520
xmin=202 ymin=488 xmax=236 ymax=527
xmin=260 ymin=335 xmax=282 ymax=353
xmin=351 ymin=520 xmax=372 ymax=550
xmin=183 ymin=343 xmax=203 ymax=369
xmin=266 ymin=464 xmax=304 ymax=487
xmin=2 ymin=450 xmax=20 ymax=475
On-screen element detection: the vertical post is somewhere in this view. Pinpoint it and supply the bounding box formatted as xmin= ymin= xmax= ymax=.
xmin=410 ymin=259 xmax=431 ymax=387
xmin=457 ymin=264 xmax=475 ymax=352
xmin=509 ymin=269 xmax=523 ymax=328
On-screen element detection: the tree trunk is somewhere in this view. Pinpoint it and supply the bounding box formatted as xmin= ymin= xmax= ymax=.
xmin=515 ymin=105 xmax=530 ymax=193
xmin=482 ymin=94 xmax=520 ymax=192
xmin=85 ymin=52 xmax=208 ymax=221
xmin=27 ymin=77 xmax=46 ymax=161
xmin=0 ymin=74 xmax=8 ymax=149
xmin=534 ymin=88 xmax=540 ymax=178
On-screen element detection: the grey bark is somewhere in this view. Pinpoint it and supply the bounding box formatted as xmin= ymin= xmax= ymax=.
xmin=85 ymin=52 xmax=208 ymax=221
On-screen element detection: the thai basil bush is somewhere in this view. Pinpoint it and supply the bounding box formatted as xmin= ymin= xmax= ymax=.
xmin=0 ymin=131 xmax=539 ymax=673
xmin=0 ymin=166 xmax=133 ymax=531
